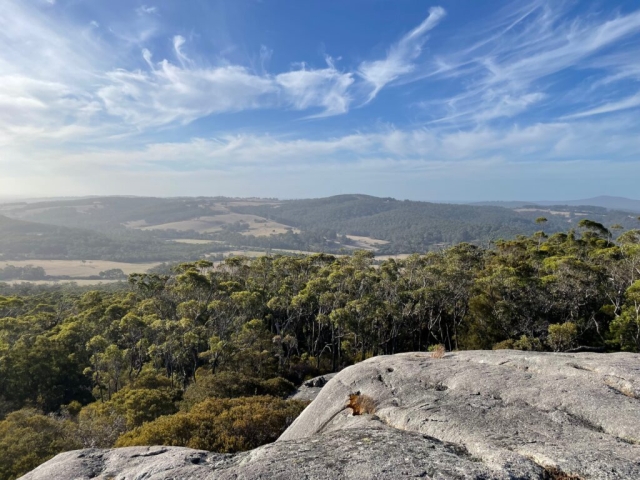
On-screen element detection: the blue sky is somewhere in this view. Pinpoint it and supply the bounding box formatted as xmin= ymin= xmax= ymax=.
xmin=1 ymin=0 xmax=640 ymax=201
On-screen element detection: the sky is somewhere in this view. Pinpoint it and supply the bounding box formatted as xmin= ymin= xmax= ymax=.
xmin=1 ymin=0 xmax=640 ymax=201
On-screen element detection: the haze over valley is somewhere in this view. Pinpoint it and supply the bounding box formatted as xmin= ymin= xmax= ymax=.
xmin=1 ymin=194 xmax=639 ymax=284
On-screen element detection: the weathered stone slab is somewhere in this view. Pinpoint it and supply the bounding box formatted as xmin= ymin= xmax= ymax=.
xmin=284 ymin=351 xmax=640 ymax=479
xmin=20 ymin=351 xmax=640 ymax=479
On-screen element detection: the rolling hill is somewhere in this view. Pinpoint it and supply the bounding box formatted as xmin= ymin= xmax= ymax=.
xmin=1 ymin=195 xmax=638 ymax=260
xmin=0 ymin=214 xmax=216 ymax=262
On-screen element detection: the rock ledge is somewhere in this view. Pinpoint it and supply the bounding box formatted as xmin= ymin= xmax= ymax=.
xmin=21 ymin=351 xmax=640 ymax=479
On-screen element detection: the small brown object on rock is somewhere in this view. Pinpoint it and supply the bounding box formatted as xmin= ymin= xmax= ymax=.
xmin=348 ymin=393 xmax=376 ymax=415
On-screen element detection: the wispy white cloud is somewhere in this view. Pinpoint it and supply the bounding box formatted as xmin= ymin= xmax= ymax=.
xmin=421 ymin=3 xmax=640 ymax=124
xmin=97 ymin=43 xmax=355 ymax=126
xmin=563 ymin=92 xmax=640 ymax=119
xmin=0 ymin=1 xmax=115 ymax=143
xmin=11 ymin=115 xmax=637 ymax=172
xmin=276 ymin=57 xmax=354 ymax=117
xmin=0 ymin=1 xmax=451 ymax=137
xmin=172 ymin=35 xmax=191 ymax=66
xmin=474 ymin=92 xmax=546 ymax=122
xmin=98 ymin=61 xmax=278 ymax=127
xmin=0 ymin=1 xmax=358 ymax=136
xmin=136 ymin=5 xmax=158 ymax=16
xmin=5 ymin=115 xmax=640 ymax=199
xmin=259 ymin=45 xmax=273 ymax=73
xmin=96 ymin=9 xmax=448 ymax=124
xmin=358 ymin=7 xmax=446 ymax=102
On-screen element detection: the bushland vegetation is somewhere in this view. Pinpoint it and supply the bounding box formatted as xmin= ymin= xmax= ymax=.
xmin=1 ymin=221 xmax=640 ymax=479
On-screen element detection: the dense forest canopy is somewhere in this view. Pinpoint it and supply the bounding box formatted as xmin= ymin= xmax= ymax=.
xmin=1 ymin=223 xmax=640 ymax=478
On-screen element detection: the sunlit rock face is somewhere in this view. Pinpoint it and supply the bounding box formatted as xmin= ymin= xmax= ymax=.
xmin=20 ymin=351 xmax=640 ymax=480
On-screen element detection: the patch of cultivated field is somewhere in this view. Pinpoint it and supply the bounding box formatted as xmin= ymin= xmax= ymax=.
xmin=124 ymin=219 xmax=148 ymax=228
xmin=244 ymin=223 xmax=300 ymax=237
xmin=218 ymin=250 xmax=268 ymax=258
xmin=374 ymin=254 xmax=414 ymax=261
xmin=2 ymin=279 xmax=120 ymax=286
xmin=222 ymin=200 xmax=281 ymax=207
xmin=139 ymin=217 xmax=220 ymax=232
xmin=270 ymin=249 xmax=325 ymax=255
xmin=345 ymin=235 xmax=389 ymax=250
xmin=139 ymin=213 xmax=298 ymax=237
xmin=206 ymin=249 xmax=322 ymax=264
xmin=170 ymin=239 xmax=215 ymax=244
xmin=0 ymin=260 xmax=160 ymax=277
xmin=515 ymin=208 xmax=572 ymax=218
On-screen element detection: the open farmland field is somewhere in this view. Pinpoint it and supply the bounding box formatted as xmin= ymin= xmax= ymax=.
xmin=213 ymin=250 xmax=269 ymax=258
xmin=139 ymin=213 xmax=298 ymax=236
xmin=374 ymin=254 xmax=414 ymax=261
xmin=1 ymin=279 xmax=121 ymax=286
xmin=0 ymin=260 xmax=160 ymax=277
xmin=170 ymin=239 xmax=216 ymax=244
xmin=345 ymin=235 xmax=389 ymax=250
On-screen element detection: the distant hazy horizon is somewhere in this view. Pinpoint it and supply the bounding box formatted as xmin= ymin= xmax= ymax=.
xmin=1 ymin=193 xmax=639 ymax=206
xmin=2 ymin=0 xmax=640 ymax=199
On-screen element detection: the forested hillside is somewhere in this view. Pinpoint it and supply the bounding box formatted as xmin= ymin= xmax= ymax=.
xmin=2 ymin=195 xmax=639 ymax=260
xmin=234 ymin=195 xmax=640 ymax=251
xmin=0 ymin=215 xmax=219 ymax=262
xmin=1 ymin=222 xmax=640 ymax=479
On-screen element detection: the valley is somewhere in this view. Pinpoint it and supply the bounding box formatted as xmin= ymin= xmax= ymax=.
xmin=1 ymin=195 xmax=638 ymax=278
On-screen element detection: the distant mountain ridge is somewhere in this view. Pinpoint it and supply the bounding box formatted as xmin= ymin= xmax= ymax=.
xmin=473 ymin=195 xmax=640 ymax=213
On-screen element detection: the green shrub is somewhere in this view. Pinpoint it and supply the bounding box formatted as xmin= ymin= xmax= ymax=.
xmin=547 ymin=323 xmax=578 ymax=352
xmin=493 ymin=339 xmax=516 ymax=350
xmin=0 ymin=409 xmax=80 ymax=480
xmin=181 ymin=370 xmax=296 ymax=410
xmin=116 ymin=395 xmax=307 ymax=453
xmin=493 ymin=335 xmax=543 ymax=351
xmin=259 ymin=377 xmax=296 ymax=398
xmin=111 ymin=388 xmax=177 ymax=428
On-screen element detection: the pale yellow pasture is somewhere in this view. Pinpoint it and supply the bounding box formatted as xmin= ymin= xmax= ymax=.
xmin=269 ymin=249 xmax=322 ymax=255
xmin=242 ymin=224 xmax=300 ymax=237
xmin=0 ymin=260 xmax=160 ymax=277
xmin=345 ymin=235 xmax=389 ymax=250
xmin=139 ymin=213 xmax=296 ymax=237
xmin=1 ymin=279 xmax=121 ymax=286
xmin=220 ymin=250 xmax=268 ymax=258
xmin=374 ymin=254 xmax=413 ymax=261
xmin=170 ymin=239 xmax=215 ymax=244
xmin=140 ymin=217 xmax=219 ymax=232
xmin=514 ymin=208 xmax=572 ymax=217
xmin=124 ymin=220 xmax=148 ymax=228
xmin=223 ymin=201 xmax=281 ymax=207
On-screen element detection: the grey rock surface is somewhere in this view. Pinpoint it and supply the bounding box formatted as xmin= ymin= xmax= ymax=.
xmin=289 ymin=372 xmax=337 ymax=401
xmin=20 ymin=351 xmax=640 ymax=479
xmin=284 ymin=350 xmax=640 ymax=479
xmin=21 ymin=427 xmax=500 ymax=480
